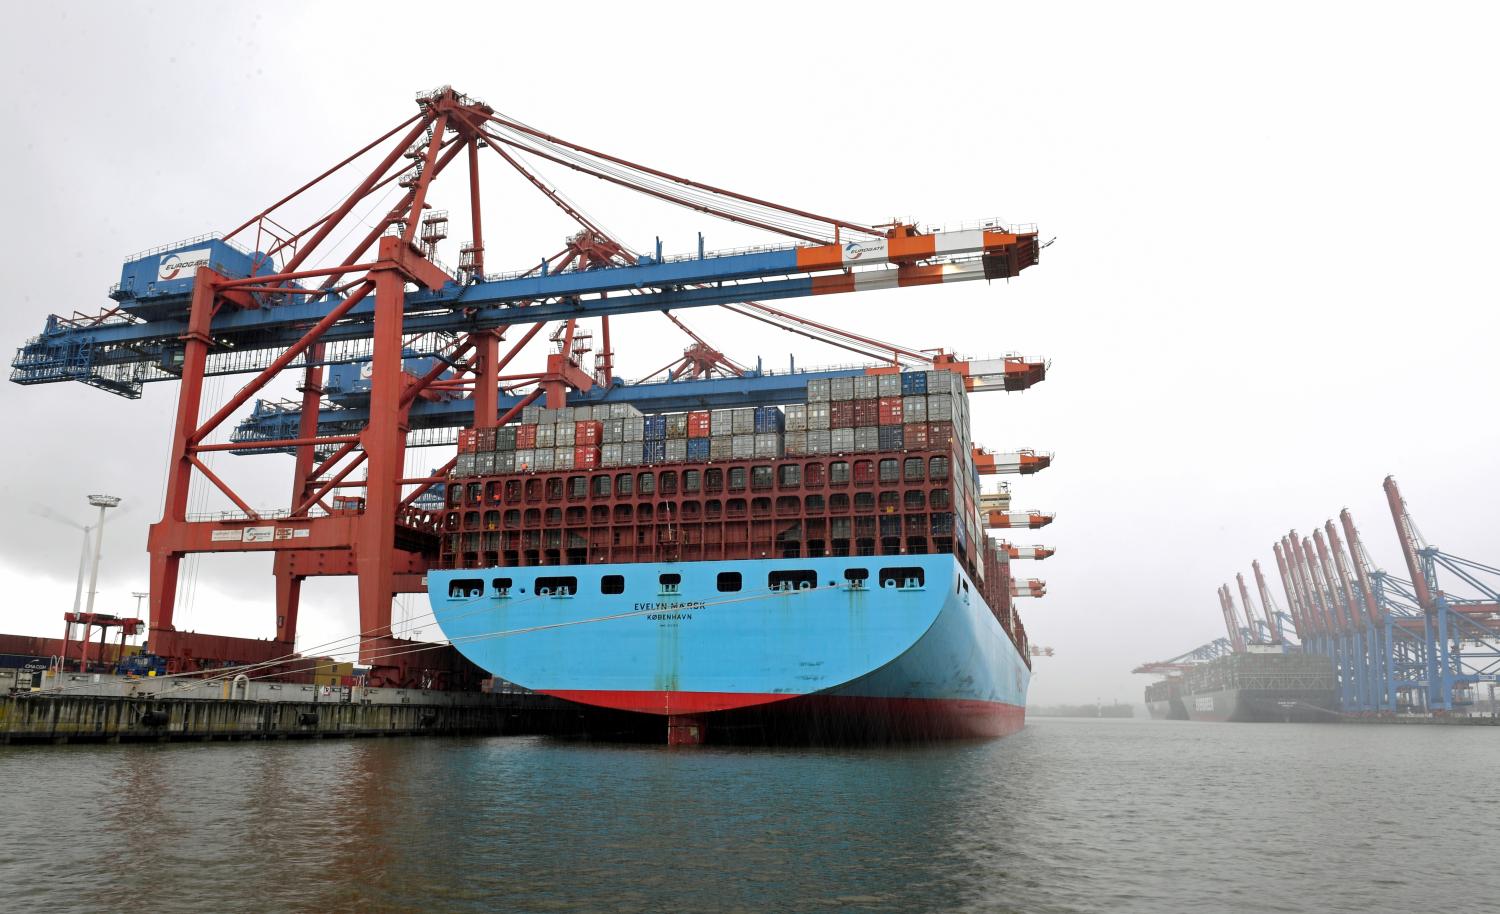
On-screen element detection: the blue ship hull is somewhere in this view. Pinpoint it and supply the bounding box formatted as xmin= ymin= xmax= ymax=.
xmin=428 ymin=554 xmax=1029 ymax=740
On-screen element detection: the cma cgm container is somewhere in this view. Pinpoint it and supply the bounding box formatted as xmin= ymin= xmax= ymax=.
xmin=429 ymin=373 xmax=1030 ymax=744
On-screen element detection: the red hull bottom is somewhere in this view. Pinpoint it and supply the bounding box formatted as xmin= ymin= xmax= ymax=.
xmin=543 ymin=690 xmax=1026 ymax=744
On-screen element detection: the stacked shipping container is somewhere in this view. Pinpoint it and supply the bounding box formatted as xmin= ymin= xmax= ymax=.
xmin=455 ymin=403 xmax=788 ymax=474
xmin=440 ymin=369 xmax=1024 ymax=654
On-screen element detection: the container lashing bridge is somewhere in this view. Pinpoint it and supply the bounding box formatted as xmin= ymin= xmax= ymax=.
xmin=12 ymin=87 xmax=1050 ymax=685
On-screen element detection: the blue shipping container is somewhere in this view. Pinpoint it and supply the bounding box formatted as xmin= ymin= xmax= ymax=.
xmin=900 ymin=371 xmax=928 ymax=395
xmin=753 ymin=406 xmax=785 ymax=433
xmin=642 ymin=440 xmax=667 ymax=463
xmin=878 ymin=426 xmax=904 ymax=450
xmin=686 ymin=438 xmax=711 ymax=461
xmin=644 ymin=416 xmax=668 ymax=439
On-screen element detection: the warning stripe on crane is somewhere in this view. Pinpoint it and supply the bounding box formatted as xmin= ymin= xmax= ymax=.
xmin=985 ymin=511 xmax=1055 ymax=530
xmin=810 ymin=261 xmax=989 ymax=295
xmin=973 ymin=450 xmax=1052 ymax=475
xmin=794 ymin=229 xmax=1031 ymax=270
xmin=1011 ymin=579 xmax=1047 ymax=598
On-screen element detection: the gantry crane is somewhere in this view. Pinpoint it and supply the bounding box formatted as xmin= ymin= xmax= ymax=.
xmin=11 ymin=87 xmax=1045 ymax=684
xmin=1255 ymin=479 xmax=1500 ymax=715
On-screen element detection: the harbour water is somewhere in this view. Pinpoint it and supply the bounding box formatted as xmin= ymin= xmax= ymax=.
xmin=3 ymin=718 xmax=1491 ymax=912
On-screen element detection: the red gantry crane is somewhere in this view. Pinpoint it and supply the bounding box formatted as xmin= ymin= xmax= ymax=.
xmin=11 ymin=87 xmax=1048 ymax=685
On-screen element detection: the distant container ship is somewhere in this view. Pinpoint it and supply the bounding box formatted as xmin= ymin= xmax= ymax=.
xmin=429 ymin=369 xmax=1034 ymax=744
xmin=1144 ymin=679 xmax=1188 ymax=720
xmin=1172 ymin=650 xmax=1336 ymax=722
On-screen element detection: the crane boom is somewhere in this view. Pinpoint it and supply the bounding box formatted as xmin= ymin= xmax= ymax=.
xmin=1272 ymin=541 xmax=1307 ymax=641
xmin=1339 ymin=509 xmax=1383 ymax=626
xmin=1235 ymin=573 xmax=1264 ymax=643
xmin=1383 ymin=475 xmax=1436 ymax=612
xmin=1251 ymin=559 xmax=1286 ymax=642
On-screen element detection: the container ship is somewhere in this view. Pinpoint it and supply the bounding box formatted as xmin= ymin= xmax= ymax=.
xmin=1177 ymin=650 xmax=1337 ymax=722
xmin=1138 ymin=648 xmax=1336 ymax=723
xmin=1143 ymin=678 xmax=1188 ymax=720
xmin=429 ymin=369 xmax=1035 ymax=744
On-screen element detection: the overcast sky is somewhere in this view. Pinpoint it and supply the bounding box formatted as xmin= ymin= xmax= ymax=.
xmin=1 ymin=2 xmax=1495 ymax=705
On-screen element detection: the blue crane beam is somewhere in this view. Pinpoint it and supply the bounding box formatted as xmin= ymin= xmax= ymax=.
xmin=13 ymin=227 xmax=1035 ymax=399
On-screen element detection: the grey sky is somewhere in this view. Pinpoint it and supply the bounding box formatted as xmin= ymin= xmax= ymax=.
xmin=1 ymin=2 xmax=1494 ymax=705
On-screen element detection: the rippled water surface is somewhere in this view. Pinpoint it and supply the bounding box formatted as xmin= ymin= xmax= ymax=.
xmin=3 ymin=719 xmax=1494 ymax=912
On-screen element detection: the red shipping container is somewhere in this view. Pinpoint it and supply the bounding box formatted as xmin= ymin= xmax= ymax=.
xmin=878 ymin=396 xmax=904 ymax=425
xmin=476 ymin=427 xmax=498 ymax=451
xmin=573 ymin=445 xmax=600 ymax=468
xmin=687 ymin=411 xmax=712 ymax=438
xmin=928 ymin=421 xmax=955 ymax=448
xmin=457 ymin=429 xmax=478 ymax=454
xmin=575 ymin=420 xmax=603 ymax=445
xmin=853 ymin=398 xmax=879 ymax=426
xmin=904 ymin=422 xmax=929 ymax=450
xmin=830 ymin=401 xmax=855 ymax=429
xmin=516 ymin=424 xmax=538 ymax=449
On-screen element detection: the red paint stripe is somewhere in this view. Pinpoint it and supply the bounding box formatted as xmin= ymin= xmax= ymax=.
xmin=811 ymin=273 xmax=855 ymax=295
xmin=887 ymin=233 xmax=935 ymax=262
xmin=981 ymin=230 xmax=1020 ymax=251
xmin=795 ymin=244 xmax=845 ymax=271
xmin=895 ymin=264 xmax=947 ymax=288
xmin=542 ymin=689 xmax=799 ymax=715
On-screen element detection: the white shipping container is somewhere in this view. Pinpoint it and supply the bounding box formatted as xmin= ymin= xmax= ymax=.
xmin=608 ymin=402 xmax=639 ymax=419
xmin=710 ymin=436 xmax=734 ymax=460
xmin=665 ymin=438 xmax=688 ymax=462
xmin=805 ymin=430 xmax=831 ymax=455
xmin=601 ymin=443 xmax=624 ymax=467
xmin=852 ymin=375 xmax=879 ymax=399
xmin=784 ymin=431 xmax=808 ymax=456
xmin=553 ymin=447 xmax=575 ymax=470
xmin=514 ymin=448 xmax=536 ymax=470
xmin=854 ymin=426 xmax=879 ymax=452
xmin=603 ymin=418 xmax=624 ymax=443
xmin=830 ymin=376 xmax=854 ymax=401
xmin=710 ymin=408 xmax=734 ymax=435
xmin=623 ymin=418 xmax=645 ymax=441
xmin=731 ymin=408 xmax=756 ymax=434
xmin=877 ymin=372 xmax=902 ymax=397
xmin=532 ymin=449 xmax=555 ymax=471
xmin=927 ymin=396 xmax=954 ymax=421
xmin=927 ymin=370 xmax=962 ymax=396
xmin=555 ymin=423 xmax=576 ymax=446
xmin=521 ymin=405 xmax=542 ymax=424
xmin=830 ymin=428 xmax=855 ymax=452
xmin=731 ymin=434 xmax=756 ymax=459
xmin=536 ymin=424 xmax=556 ymax=448
xmin=806 ymin=378 xmax=831 ymax=402
xmin=590 ymin=404 xmax=610 ymax=421
xmin=784 ymin=404 xmax=807 ymax=432
xmin=754 ymin=433 xmax=783 ymax=458
xmin=807 ymin=403 xmax=831 ymax=430
xmin=495 ymin=452 xmax=516 ymax=474
xmin=904 ymin=396 xmax=928 ymax=423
